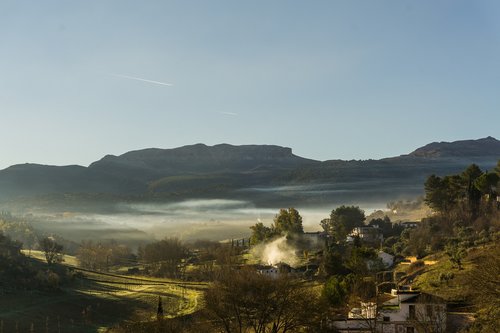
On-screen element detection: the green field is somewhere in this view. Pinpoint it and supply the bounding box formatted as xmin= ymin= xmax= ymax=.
xmin=1 ymin=252 xmax=207 ymax=333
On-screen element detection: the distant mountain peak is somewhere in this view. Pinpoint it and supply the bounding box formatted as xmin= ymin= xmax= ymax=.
xmin=409 ymin=137 xmax=500 ymax=158
xmin=87 ymin=143 xmax=315 ymax=181
xmin=97 ymin=143 xmax=298 ymax=162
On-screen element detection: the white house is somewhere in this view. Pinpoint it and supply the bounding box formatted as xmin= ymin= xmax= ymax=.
xmin=257 ymin=265 xmax=280 ymax=279
xmin=348 ymin=226 xmax=384 ymax=244
xmin=378 ymin=251 xmax=395 ymax=268
xmin=256 ymin=263 xmax=292 ymax=279
xmin=331 ymin=290 xmax=447 ymax=333
xmin=401 ymin=222 xmax=419 ymax=229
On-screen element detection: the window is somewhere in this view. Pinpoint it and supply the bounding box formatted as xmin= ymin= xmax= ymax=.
xmin=409 ymin=305 xmax=416 ymax=319
xmin=383 ymin=316 xmax=390 ymax=322
xmin=406 ymin=327 xmax=415 ymax=333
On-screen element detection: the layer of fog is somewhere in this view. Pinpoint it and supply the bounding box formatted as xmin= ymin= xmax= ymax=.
xmin=23 ymin=199 xmax=388 ymax=246
xmin=239 ymin=181 xmax=423 ymax=195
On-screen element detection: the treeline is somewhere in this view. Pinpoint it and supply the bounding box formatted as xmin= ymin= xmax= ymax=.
xmin=403 ymin=161 xmax=500 ymax=258
xmin=138 ymin=238 xmax=187 ymax=278
xmin=76 ymin=238 xmax=187 ymax=277
xmin=250 ymin=208 xmax=304 ymax=244
xmin=75 ymin=237 xmax=241 ymax=280
xmin=76 ymin=240 xmax=136 ymax=271
xmin=424 ymin=161 xmax=499 ymax=218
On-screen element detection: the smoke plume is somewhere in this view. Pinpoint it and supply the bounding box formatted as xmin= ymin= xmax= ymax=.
xmin=252 ymin=236 xmax=299 ymax=266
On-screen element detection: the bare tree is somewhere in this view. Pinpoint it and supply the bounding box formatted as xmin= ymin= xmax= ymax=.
xmin=204 ymin=268 xmax=323 ymax=333
xmin=409 ymin=303 xmax=447 ymax=333
xmin=77 ymin=240 xmax=133 ymax=271
xmin=140 ymin=238 xmax=188 ymax=278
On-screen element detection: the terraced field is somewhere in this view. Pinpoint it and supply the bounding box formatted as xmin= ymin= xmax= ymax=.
xmin=1 ymin=252 xmax=207 ymax=333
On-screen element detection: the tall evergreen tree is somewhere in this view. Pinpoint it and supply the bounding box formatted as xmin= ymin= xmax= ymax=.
xmin=461 ymin=164 xmax=483 ymax=217
xmin=157 ymin=296 xmax=164 ymax=320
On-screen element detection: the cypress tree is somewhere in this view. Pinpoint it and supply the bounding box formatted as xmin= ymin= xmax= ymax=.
xmin=157 ymin=296 xmax=164 ymax=320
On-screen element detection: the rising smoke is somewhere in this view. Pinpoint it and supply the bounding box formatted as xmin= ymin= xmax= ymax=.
xmin=251 ymin=236 xmax=300 ymax=267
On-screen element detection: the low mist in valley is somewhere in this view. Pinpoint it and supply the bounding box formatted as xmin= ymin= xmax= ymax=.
xmin=4 ymin=198 xmax=394 ymax=249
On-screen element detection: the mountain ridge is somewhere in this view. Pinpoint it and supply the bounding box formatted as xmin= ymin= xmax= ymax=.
xmin=407 ymin=136 xmax=500 ymax=158
xmin=3 ymin=137 xmax=498 ymax=170
xmin=0 ymin=137 xmax=498 ymax=206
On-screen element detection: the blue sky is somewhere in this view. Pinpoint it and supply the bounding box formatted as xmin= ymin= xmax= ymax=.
xmin=0 ymin=1 xmax=499 ymax=169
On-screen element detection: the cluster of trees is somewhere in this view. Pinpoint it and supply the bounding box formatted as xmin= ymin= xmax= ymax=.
xmin=322 ymin=273 xmax=378 ymax=309
xmin=250 ymin=208 xmax=303 ymax=244
xmin=187 ymin=240 xmax=246 ymax=281
xmin=320 ymin=241 xmax=385 ymax=312
xmin=0 ymin=212 xmax=38 ymax=253
xmin=320 ymin=205 xmax=405 ymax=248
xmin=424 ymin=162 xmax=500 ymax=218
xmin=138 ymin=238 xmax=188 ymax=278
xmin=315 ymin=206 xmax=395 ymax=312
xmin=320 ymin=205 xmax=366 ymax=242
xmin=77 ymin=240 xmax=134 ymax=271
xmin=204 ymin=268 xmax=324 ymax=333
xmin=74 ymin=236 xmax=244 ymax=281
xmin=390 ymin=162 xmax=500 ymax=260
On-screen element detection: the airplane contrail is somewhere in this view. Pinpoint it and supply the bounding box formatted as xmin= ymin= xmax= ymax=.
xmin=111 ymin=73 xmax=173 ymax=86
xmin=218 ymin=111 xmax=238 ymax=116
